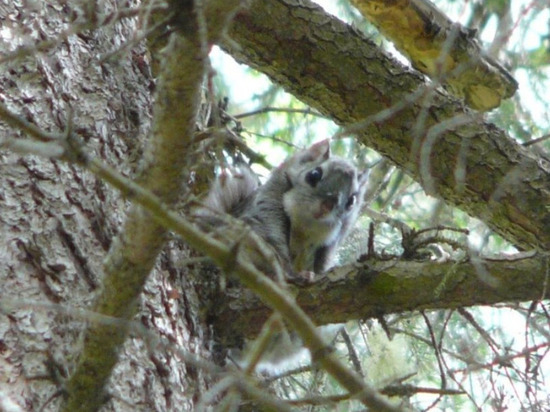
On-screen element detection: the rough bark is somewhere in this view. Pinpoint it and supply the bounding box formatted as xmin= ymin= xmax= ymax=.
xmin=0 ymin=1 xmax=209 ymax=411
xmin=221 ymin=0 xmax=550 ymax=251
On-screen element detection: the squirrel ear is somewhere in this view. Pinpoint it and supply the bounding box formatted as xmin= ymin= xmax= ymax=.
xmin=308 ymin=139 xmax=331 ymax=161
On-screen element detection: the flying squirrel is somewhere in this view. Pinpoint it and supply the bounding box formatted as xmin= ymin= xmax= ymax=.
xmin=201 ymin=139 xmax=369 ymax=280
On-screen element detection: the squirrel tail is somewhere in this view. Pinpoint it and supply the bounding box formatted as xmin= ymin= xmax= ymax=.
xmin=201 ymin=167 xmax=259 ymax=216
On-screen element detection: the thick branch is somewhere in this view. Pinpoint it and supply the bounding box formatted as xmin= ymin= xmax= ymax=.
xmin=212 ymin=253 xmax=549 ymax=342
xmin=221 ymin=0 xmax=550 ymax=251
xmin=350 ymin=0 xmax=517 ymax=111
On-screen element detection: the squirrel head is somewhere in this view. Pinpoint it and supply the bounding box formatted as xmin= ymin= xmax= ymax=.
xmin=282 ymin=139 xmax=368 ymax=252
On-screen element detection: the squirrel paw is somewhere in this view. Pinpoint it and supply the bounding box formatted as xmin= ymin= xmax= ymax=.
xmin=288 ymin=270 xmax=315 ymax=285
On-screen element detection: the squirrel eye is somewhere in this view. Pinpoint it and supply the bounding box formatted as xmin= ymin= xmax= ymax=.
xmin=345 ymin=194 xmax=357 ymax=210
xmin=305 ymin=167 xmax=323 ymax=187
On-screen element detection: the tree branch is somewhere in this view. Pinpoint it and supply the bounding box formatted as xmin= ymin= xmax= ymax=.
xmin=350 ymin=0 xmax=517 ymax=111
xmin=212 ymin=253 xmax=550 ymax=342
xmin=221 ymin=0 xmax=550 ymax=251
xmin=62 ymin=2 xmax=245 ymax=410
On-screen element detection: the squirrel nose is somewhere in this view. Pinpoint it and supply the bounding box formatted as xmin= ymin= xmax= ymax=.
xmin=320 ymin=196 xmax=338 ymax=215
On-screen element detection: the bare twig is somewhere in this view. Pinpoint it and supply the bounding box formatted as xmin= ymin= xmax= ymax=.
xmin=233 ymin=106 xmax=327 ymax=120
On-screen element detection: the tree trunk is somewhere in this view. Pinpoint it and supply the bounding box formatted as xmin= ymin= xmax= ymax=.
xmin=0 ymin=1 xmax=212 ymax=410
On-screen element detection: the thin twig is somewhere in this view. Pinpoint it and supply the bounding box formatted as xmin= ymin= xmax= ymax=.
xmin=233 ymin=106 xmax=326 ymax=120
